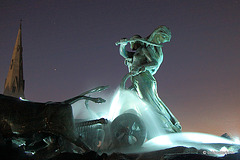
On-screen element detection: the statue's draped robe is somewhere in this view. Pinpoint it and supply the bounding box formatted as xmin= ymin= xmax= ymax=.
xmin=132 ymin=71 xmax=181 ymax=133
xmin=126 ymin=45 xmax=181 ymax=134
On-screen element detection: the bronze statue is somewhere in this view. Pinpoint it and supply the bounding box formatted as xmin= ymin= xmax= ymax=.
xmin=116 ymin=26 xmax=182 ymax=133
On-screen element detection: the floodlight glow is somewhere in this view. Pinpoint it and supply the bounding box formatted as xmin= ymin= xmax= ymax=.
xmin=233 ymin=137 xmax=240 ymax=144
xmin=19 ymin=97 xmax=28 ymax=101
xmin=108 ymin=89 xmax=121 ymax=121
xmin=220 ymin=146 xmax=228 ymax=152
xmin=141 ymin=132 xmax=240 ymax=155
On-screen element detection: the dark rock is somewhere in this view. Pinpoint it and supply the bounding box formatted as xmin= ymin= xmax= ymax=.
xmin=0 ymin=143 xmax=32 ymax=160
xmin=222 ymin=152 xmax=240 ymax=160
xmin=221 ymin=133 xmax=232 ymax=140
xmin=49 ymin=151 xmax=103 ymax=160
xmin=163 ymin=154 xmax=221 ymax=160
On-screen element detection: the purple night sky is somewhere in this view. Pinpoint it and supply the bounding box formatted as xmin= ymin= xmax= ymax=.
xmin=0 ymin=0 xmax=240 ymax=136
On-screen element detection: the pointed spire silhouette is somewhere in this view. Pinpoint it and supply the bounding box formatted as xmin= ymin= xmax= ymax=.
xmin=3 ymin=20 xmax=25 ymax=98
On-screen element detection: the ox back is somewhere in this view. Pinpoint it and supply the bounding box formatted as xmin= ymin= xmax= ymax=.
xmin=0 ymin=94 xmax=77 ymax=141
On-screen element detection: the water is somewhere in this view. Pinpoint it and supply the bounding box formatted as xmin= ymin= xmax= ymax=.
xmin=108 ymin=88 xmax=168 ymax=137
xmin=141 ymin=132 xmax=240 ymax=153
xmin=107 ymin=88 xmax=240 ymax=155
xmin=73 ymin=87 xmax=240 ymax=156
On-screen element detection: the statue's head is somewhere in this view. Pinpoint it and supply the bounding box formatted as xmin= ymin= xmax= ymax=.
xmin=147 ymin=25 xmax=171 ymax=44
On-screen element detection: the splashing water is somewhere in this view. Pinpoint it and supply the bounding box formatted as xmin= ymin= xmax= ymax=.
xmin=107 ymin=88 xmax=240 ymax=155
xmin=72 ymin=87 xmax=240 ymax=156
xmin=108 ymin=88 xmax=168 ymax=137
xmin=139 ymin=132 xmax=240 ymax=156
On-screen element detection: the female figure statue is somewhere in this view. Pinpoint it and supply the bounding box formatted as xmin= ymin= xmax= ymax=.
xmin=116 ymin=26 xmax=181 ymax=133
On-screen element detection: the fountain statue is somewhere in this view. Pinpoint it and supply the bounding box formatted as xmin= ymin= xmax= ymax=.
xmin=116 ymin=25 xmax=182 ymax=134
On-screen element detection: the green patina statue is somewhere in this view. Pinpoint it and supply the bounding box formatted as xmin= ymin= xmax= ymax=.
xmin=116 ymin=26 xmax=182 ymax=133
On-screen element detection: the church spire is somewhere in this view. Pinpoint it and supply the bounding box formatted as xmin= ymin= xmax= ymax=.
xmin=3 ymin=20 xmax=25 ymax=98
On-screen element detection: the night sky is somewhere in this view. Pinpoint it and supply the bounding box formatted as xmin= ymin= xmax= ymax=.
xmin=0 ymin=0 xmax=240 ymax=136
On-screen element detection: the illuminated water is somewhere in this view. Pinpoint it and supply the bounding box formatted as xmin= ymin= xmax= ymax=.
xmin=108 ymin=88 xmax=168 ymax=137
xmin=140 ymin=132 xmax=240 ymax=153
xmin=73 ymin=88 xmax=240 ymax=156
xmin=107 ymin=88 xmax=240 ymax=155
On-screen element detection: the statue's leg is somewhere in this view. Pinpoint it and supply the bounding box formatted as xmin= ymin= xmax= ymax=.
xmin=151 ymin=80 xmax=182 ymax=132
xmin=133 ymin=72 xmax=181 ymax=132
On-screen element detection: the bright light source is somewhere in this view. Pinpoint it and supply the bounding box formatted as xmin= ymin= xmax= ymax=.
xmin=220 ymin=146 xmax=228 ymax=152
xmin=19 ymin=97 xmax=28 ymax=101
xmin=233 ymin=137 xmax=240 ymax=144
